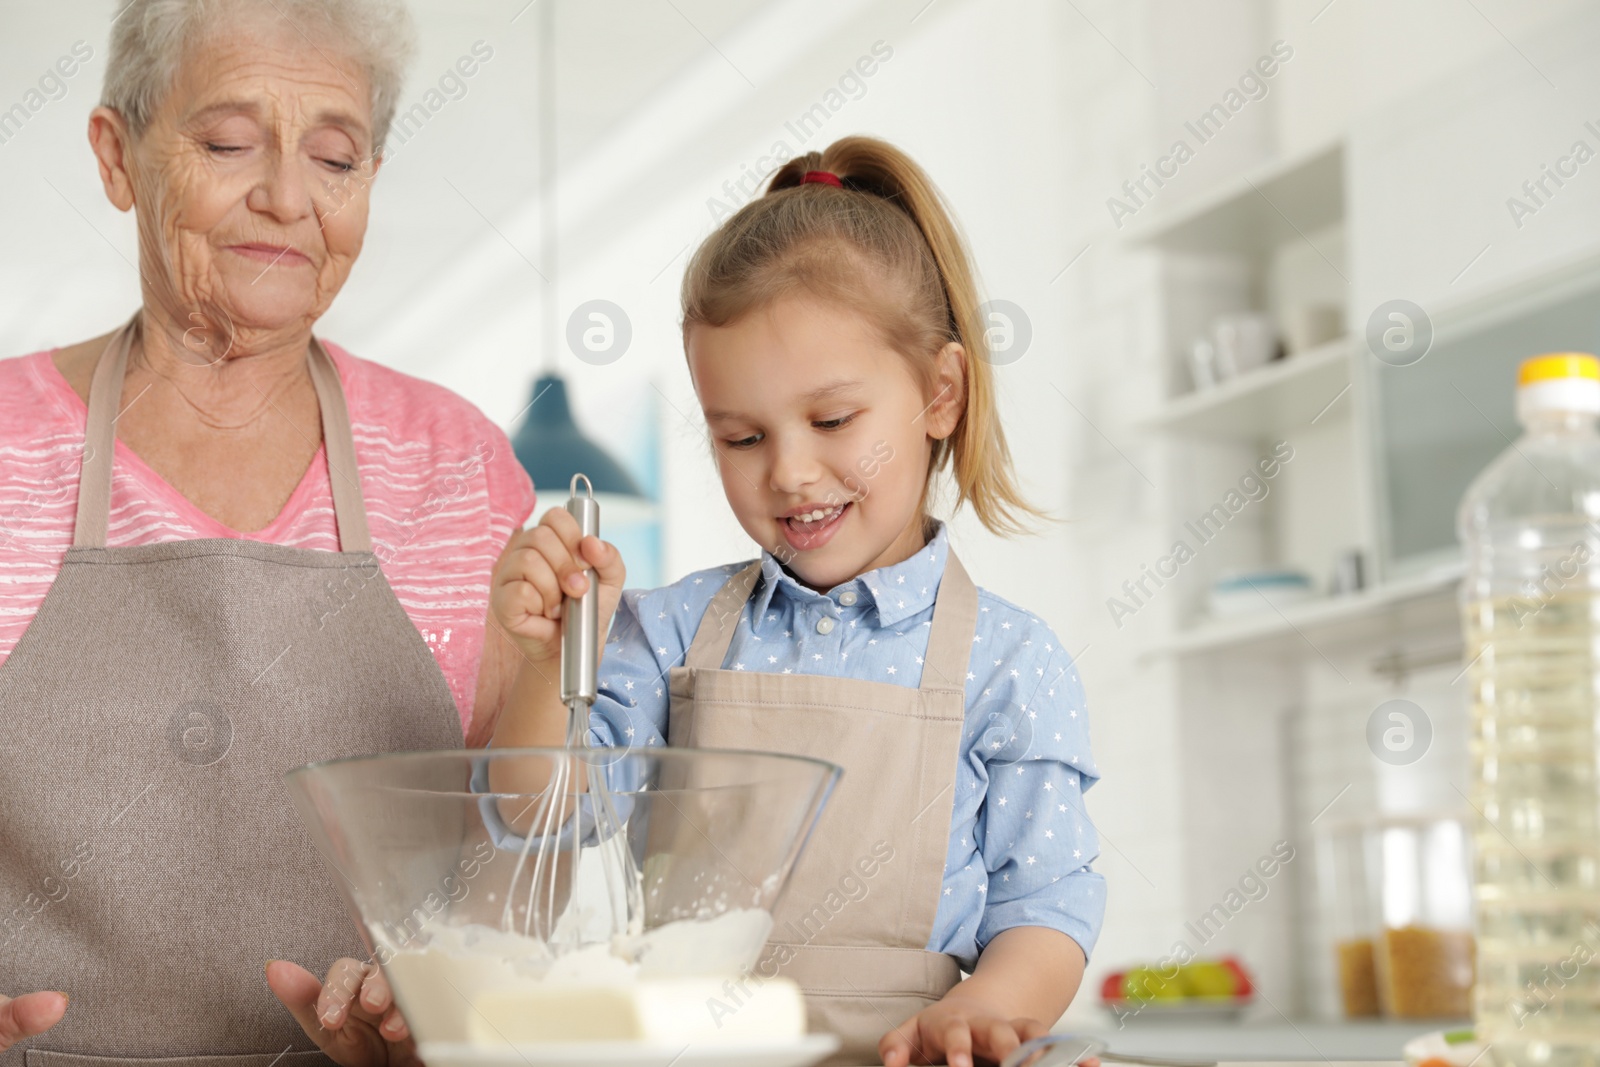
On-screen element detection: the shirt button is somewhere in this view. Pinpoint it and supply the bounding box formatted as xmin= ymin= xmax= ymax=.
xmin=839 ymin=590 xmax=858 ymax=606
xmin=816 ymin=617 xmax=836 ymax=635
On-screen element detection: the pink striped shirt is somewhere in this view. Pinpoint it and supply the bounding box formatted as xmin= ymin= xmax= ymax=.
xmin=0 ymin=342 xmax=537 ymax=732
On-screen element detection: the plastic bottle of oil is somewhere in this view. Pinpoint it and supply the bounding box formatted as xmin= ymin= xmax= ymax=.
xmin=1460 ymin=353 xmax=1600 ymax=1067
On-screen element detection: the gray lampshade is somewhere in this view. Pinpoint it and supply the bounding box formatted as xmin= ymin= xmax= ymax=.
xmin=511 ymin=373 xmax=643 ymax=501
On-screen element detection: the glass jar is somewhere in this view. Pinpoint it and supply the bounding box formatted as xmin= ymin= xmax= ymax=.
xmin=1317 ymin=814 xmax=1475 ymax=1019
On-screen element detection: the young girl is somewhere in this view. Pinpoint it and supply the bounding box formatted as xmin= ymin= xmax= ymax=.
xmin=488 ymin=136 xmax=1105 ymax=1067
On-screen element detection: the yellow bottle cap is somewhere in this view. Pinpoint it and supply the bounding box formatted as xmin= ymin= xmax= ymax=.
xmin=1519 ymin=353 xmax=1600 ymax=386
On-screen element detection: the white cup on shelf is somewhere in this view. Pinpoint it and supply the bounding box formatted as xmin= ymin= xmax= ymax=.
xmin=1213 ymin=312 xmax=1277 ymax=379
xmin=1188 ymin=337 xmax=1220 ymax=391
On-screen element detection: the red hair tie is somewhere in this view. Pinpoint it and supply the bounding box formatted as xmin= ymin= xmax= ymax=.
xmin=800 ymin=170 xmax=843 ymax=188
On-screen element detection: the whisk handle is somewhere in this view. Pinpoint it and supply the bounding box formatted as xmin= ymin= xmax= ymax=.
xmin=561 ymin=474 xmax=600 ymax=708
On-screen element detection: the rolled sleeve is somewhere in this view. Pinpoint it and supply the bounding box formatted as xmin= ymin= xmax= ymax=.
xmin=976 ymin=762 xmax=1107 ymax=959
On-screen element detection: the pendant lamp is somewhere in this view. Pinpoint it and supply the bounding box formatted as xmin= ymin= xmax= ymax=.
xmin=512 ymin=374 xmax=642 ymax=500
xmin=511 ymin=0 xmax=643 ymax=506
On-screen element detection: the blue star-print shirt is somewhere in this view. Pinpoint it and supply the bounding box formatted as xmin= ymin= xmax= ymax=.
xmin=585 ymin=520 xmax=1105 ymax=971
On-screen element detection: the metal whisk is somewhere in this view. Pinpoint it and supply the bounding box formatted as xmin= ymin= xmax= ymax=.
xmin=505 ymin=474 xmax=643 ymax=946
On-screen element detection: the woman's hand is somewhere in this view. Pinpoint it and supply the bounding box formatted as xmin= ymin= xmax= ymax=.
xmin=879 ymin=995 xmax=1050 ymax=1067
xmin=266 ymin=959 xmax=419 ymax=1067
xmin=491 ymin=507 xmax=626 ymax=666
xmin=0 ymin=990 xmax=67 ymax=1052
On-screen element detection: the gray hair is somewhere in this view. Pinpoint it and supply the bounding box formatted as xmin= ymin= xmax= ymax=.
xmin=101 ymin=0 xmax=416 ymax=156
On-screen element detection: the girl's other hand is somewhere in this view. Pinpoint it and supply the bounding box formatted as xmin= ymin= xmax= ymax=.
xmin=879 ymin=997 xmax=1051 ymax=1067
xmin=490 ymin=506 xmax=626 ymax=665
xmin=266 ymin=958 xmax=419 ymax=1067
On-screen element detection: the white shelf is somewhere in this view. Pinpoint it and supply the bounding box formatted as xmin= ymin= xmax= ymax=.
xmin=1122 ymin=139 xmax=1344 ymax=255
xmin=1144 ymin=338 xmax=1351 ymax=440
xmin=1151 ymin=563 xmax=1463 ymax=657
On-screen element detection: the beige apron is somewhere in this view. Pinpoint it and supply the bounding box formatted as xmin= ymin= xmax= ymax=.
xmin=667 ymin=549 xmax=977 ymax=1066
xmin=0 ymin=318 xmax=464 ymax=1067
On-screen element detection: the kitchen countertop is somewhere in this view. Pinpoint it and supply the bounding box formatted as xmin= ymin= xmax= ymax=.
xmin=1077 ymin=1019 xmax=1455 ymax=1061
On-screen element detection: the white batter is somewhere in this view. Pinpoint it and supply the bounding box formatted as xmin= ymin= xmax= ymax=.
xmin=382 ymin=908 xmax=804 ymax=1044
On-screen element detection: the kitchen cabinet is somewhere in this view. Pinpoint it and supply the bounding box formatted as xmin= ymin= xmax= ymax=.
xmin=1112 ymin=2 xmax=1600 ymax=1023
xmin=1370 ymin=258 xmax=1600 ymax=576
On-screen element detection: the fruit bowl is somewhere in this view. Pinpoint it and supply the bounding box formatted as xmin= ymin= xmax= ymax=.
xmin=1099 ymin=957 xmax=1254 ymax=1024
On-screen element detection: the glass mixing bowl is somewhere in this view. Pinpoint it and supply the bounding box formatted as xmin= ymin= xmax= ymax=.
xmin=285 ymin=747 xmax=841 ymax=1053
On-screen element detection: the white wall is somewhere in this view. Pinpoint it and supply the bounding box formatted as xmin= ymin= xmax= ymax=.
xmin=1270 ymin=0 xmax=1596 ymax=160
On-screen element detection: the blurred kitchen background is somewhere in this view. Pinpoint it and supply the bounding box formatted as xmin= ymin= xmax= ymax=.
xmin=4 ymin=0 xmax=1600 ymax=1057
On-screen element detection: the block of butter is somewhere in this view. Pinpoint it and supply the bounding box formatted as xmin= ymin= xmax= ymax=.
xmin=467 ymin=976 xmax=806 ymax=1045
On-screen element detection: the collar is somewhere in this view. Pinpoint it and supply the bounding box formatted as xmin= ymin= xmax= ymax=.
xmin=750 ymin=520 xmax=951 ymax=628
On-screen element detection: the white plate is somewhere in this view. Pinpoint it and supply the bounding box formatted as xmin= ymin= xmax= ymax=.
xmin=419 ymin=1034 xmax=840 ymax=1067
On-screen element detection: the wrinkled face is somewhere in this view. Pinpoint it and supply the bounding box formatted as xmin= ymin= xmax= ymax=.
xmin=689 ymin=296 xmax=952 ymax=592
xmin=129 ymin=21 xmax=376 ymax=353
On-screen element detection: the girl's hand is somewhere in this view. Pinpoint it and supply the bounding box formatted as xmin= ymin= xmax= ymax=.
xmin=0 ymin=990 xmax=68 ymax=1051
xmin=879 ymin=996 xmax=1051 ymax=1067
xmin=491 ymin=506 xmax=626 ymax=665
xmin=266 ymin=958 xmax=420 ymax=1067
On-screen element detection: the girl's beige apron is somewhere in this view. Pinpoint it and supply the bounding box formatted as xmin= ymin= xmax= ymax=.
xmin=668 ymin=550 xmax=977 ymax=1067
xmin=0 ymin=319 xmax=463 ymax=1067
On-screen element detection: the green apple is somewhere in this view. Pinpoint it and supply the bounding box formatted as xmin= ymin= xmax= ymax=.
xmin=1123 ymin=967 xmax=1182 ymax=1001
xmin=1179 ymin=961 xmax=1238 ymax=998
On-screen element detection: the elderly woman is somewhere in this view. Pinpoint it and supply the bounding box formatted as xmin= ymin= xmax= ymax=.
xmin=0 ymin=0 xmax=537 ymax=1063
